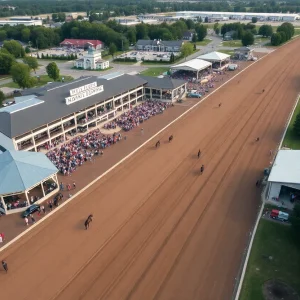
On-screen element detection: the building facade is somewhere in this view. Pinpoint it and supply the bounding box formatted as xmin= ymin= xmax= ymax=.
xmin=74 ymin=47 xmax=109 ymax=70
xmin=136 ymin=39 xmax=184 ymax=52
xmin=60 ymin=39 xmax=103 ymax=50
xmin=0 ymin=73 xmax=186 ymax=154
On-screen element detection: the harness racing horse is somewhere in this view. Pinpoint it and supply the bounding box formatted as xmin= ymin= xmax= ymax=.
xmin=200 ymin=165 xmax=204 ymax=175
xmin=84 ymin=214 xmax=93 ymax=230
xmin=155 ymin=141 xmax=160 ymax=148
xmin=169 ymin=135 xmax=173 ymax=142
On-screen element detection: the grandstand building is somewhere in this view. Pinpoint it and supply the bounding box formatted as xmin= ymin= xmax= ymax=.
xmin=0 ymin=73 xmax=186 ymax=153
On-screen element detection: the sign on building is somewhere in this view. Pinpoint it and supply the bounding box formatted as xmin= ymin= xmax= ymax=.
xmin=65 ymin=82 xmax=104 ymax=105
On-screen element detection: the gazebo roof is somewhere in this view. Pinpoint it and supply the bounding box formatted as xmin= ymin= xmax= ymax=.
xmin=170 ymin=58 xmax=212 ymax=72
xmin=0 ymin=150 xmax=57 ymax=195
xmin=196 ymin=51 xmax=231 ymax=62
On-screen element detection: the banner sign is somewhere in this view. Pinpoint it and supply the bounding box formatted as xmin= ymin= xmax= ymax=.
xmin=65 ymin=83 xmax=104 ymax=105
xmin=70 ymin=82 xmax=97 ymax=96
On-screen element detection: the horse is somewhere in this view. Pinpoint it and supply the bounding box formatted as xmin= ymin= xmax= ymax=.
xmin=218 ymin=103 xmax=222 ymax=108
xmin=169 ymin=135 xmax=173 ymax=142
xmin=84 ymin=214 xmax=93 ymax=230
xmin=200 ymin=165 xmax=204 ymax=175
xmin=255 ymin=137 xmax=260 ymax=142
xmin=155 ymin=141 xmax=160 ymax=148
xmin=262 ymin=89 xmax=265 ymax=93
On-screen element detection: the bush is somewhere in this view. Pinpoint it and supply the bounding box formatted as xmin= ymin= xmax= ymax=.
xmin=113 ymin=57 xmax=137 ymax=63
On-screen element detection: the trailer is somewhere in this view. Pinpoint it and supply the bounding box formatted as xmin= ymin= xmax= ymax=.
xmin=270 ymin=209 xmax=289 ymax=222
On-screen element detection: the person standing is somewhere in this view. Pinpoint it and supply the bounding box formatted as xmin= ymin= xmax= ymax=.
xmin=41 ymin=205 xmax=46 ymax=214
xmin=30 ymin=214 xmax=35 ymax=224
xmin=60 ymin=182 xmax=64 ymax=191
xmin=200 ymin=165 xmax=204 ymax=175
xmin=72 ymin=182 xmax=76 ymax=189
xmin=24 ymin=217 xmax=29 ymax=226
xmin=2 ymin=260 xmax=8 ymax=273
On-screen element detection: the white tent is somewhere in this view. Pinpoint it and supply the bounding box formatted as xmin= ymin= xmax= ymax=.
xmin=267 ymin=150 xmax=300 ymax=201
xmin=170 ymin=59 xmax=212 ymax=79
xmin=197 ymin=51 xmax=231 ymax=66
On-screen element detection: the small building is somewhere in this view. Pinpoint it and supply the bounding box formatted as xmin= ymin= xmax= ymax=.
xmin=0 ymin=143 xmax=59 ymax=215
xmin=74 ymin=47 xmax=109 ymax=70
xmin=267 ymin=150 xmax=300 ymax=205
xmin=138 ymin=75 xmax=187 ymax=102
xmin=60 ymin=39 xmax=103 ymax=50
xmin=136 ymin=39 xmax=184 ymax=52
xmin=223 ymin=30 xmax=237 ymax=41
xmin=234 ymin=46 xmax=254 ymax=60
xmin=182 ymin=31 xmax=195 ymax=41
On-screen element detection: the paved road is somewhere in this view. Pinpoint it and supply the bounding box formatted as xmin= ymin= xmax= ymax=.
xmin=1 ymin=37 xmax=299 ymax=300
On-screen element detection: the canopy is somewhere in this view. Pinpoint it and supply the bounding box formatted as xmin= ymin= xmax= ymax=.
xmin=170 ymin=59 xmax=212 ymax=72
xmin=197 ymin=51 xmax=230 ymax=63
xmin=0 ymin=150 xmax=58 ymax=195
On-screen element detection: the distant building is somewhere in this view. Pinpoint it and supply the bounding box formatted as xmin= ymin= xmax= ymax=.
xmin=60 ymin=39 xmax=103 ymax=50
xmin=74 ymin=47 xmax=109 ymax=70
xmin=223 ymin=30 xmax=237 ymax=41
xmin=0 ymin=17 xmax=42 ymax=27
xmin=182 ymin=31 xmax=195 ymax=41
xmin=136 ymin=39 xmax=184 ymax=52
xmin=65 ymin=15 xmax=73 ymax=22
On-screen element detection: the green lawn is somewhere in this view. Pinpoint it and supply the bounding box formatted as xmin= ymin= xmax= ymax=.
xmin=222 ymin=40 xmax=243 ymax=47
xmin=294 ymin=28 xmax=300 ymax=36
xmin=240 ymin=219 xmax=300 ymax=300
xmin=140 ymin=67 xmax=170 ymax=77
xmin=192 ymin=38 xmax=212 ymax=46
xmin=112 ymin=60 xmax=137 ymax=64
xmin=282 ymin=100 xmax=300 ymax=149
xmin=0 ymin=75 xmax=74 ymax=89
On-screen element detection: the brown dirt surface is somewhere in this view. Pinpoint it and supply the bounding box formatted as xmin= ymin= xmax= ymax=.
xmin=1 ymin=38 xmax=300 ymax=300
xmin=263 ymin=280 xmax=299 ymax=300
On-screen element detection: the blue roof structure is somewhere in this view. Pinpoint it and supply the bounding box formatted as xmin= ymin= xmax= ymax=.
xmin=0 ymin=132 xmax=15 ymax=152
xmin=0 ymin=150 xmax=58 ymax=195
xmin=0 ymin=97 xmax=44 ymax=114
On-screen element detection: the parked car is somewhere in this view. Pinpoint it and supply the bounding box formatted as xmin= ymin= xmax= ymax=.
xmin=188 ymin=93 xmax=201 ymax=98
xmin=21 ymin=204 xmax=40 ymax=218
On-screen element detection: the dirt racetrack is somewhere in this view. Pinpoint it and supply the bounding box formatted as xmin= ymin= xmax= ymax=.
xmin=1 ymin=38 xmax=300 ymax=300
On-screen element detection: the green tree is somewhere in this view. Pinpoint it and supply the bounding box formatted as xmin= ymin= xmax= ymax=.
xmin=277 ymin=22 xmax=294 ymax=40
xmin=251 ymin=17 xmax=258 ymax=23
xmin=170 ymin=52 xmax=175 ymax=63
xmin=0 ymin=52 xmax=15 ymax=75
xmin=215 ymin=28 xmax=220 ymax=35
xmin=136 ymin=23 xmax=148 ymax=40
xmin=3 ymin=40 xmax=25 ymax=58
xmin=241 ymin=31 xmax=254 ymax=46
xmin=21 ymin=28 xmax=30 ymax=42
xmin=0 ymin=90 xmax=5 ymax=107
xmin=181 ymin=43 xmax=193 ymax=60
xmin=25 ymin=46 xmax=31 ymax=54
xmin=192 ymin=33 xmax=197 ymax=43
xmin=0 ymin=30 xmax=7 ymax=41
xmin=293 ymin=113 xmax=300 ymax=136
xmin=271 ymin=32 xmax=282 ymax=46
xmin=290 ymin=204 xmax=300 ymax=244
xmin=258 ymin=25 xmax=273 ymax=37
xmin=23 ymin=56 xmax=38 ymax=72
xmin=109 ymin=43 xmax=117 ymax=57
xmin=10 ymin=63 xmax=35 ymax=89
xmin=46 ymin=62 xmax=60 ymax=81
xmin=195 ymin=24 xmax=207 ymax=41
xmin=213 ymin=22 xmax=219 ymax=33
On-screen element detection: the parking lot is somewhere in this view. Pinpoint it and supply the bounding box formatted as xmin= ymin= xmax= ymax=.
xmin=116 ymin=50 xmax=181 ymax=62
xmin=32 ymin=47 xmax=87 ymax=59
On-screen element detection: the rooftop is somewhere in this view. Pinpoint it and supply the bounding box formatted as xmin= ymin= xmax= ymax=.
xmin=0 ymin=149 xmax=58 ymax=195
xmin=138 ymin=75 xmax=186 ymax=89
xmin=268 ymin=150 xmax=300 ymax=184
xmin=0 ymin=74 xmax=147 ymax=139
xmin=171 ymin=58 xmax=212 ymax=72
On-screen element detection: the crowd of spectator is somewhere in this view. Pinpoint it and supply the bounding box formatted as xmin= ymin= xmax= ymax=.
xmin=46 ymin=129 xmax=122 ymax=175
xmin=171 ymin=69 xmax=227 ymax=96
xmin=105 ymin=100 xmax=172 ymax=132
xmin=46 ymin=100 xmax=172 ymax=175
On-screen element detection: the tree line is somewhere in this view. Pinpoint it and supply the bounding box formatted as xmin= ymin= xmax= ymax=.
xmin=219 ymin=21 xmax=294 ymax=46
xmin=3 ymin=0 xmax=300 ymax=19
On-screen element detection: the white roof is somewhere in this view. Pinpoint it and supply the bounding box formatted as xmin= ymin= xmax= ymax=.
xmin=268 ymin=150 xmax=300 ymax=184
xmin=171 ymin=58 xmax=212 ymax=72
xmin=197 ymin=51 xmax=230 ymax=62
